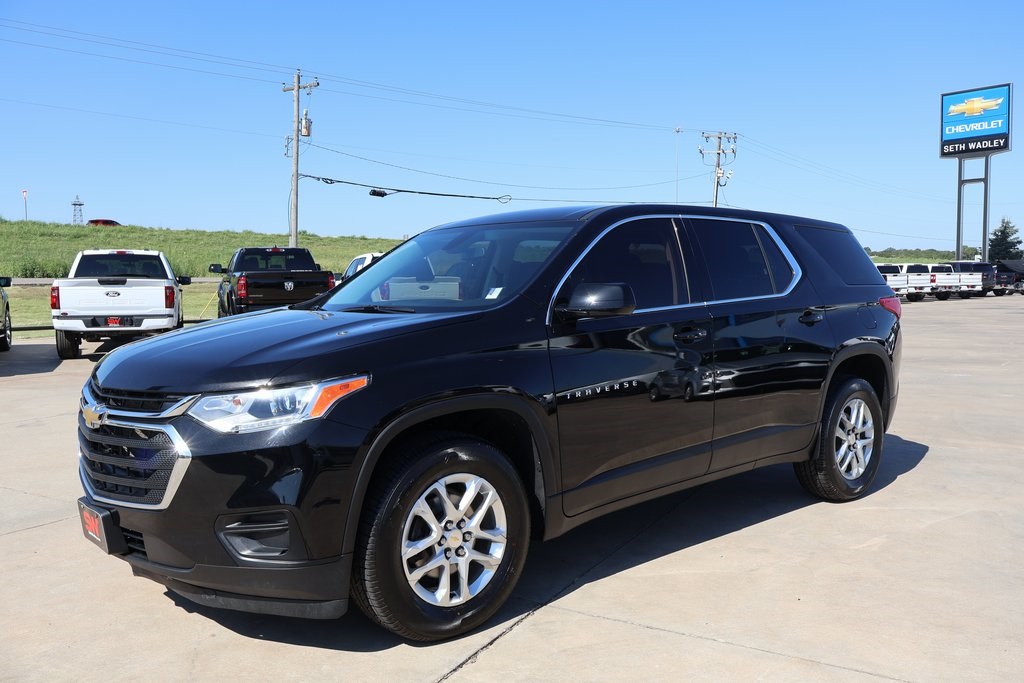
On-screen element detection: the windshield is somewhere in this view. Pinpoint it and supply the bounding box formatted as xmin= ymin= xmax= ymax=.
xmin=320 ymin=222 xmax=574 ymax=312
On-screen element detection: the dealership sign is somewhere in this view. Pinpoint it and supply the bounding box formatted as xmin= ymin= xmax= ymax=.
xmin=941 ymin=84 xmax=1011 ymax=157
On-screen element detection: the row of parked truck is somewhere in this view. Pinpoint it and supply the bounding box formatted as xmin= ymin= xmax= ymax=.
xmin=875 ymin=260 xmax=1023 ymax=301
xmin=48 ymin=247 xmax=337 ymax=358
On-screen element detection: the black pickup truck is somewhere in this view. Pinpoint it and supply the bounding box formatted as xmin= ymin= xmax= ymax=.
xmin=210 ymin=247 xmax=335 ymax=317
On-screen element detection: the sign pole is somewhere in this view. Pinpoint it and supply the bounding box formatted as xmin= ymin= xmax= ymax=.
xmin=941 ymin=83 xmax=1011 ymax=262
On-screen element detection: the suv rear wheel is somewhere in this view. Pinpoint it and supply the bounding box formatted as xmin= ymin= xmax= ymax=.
xmin=795 ymin=377 xmax=882 ymax=501
xmin=351 ymin=434 xmax=530 ymax=641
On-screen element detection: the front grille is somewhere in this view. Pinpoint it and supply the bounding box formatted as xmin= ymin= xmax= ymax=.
xmin=88 ymin=378 xmax=190 ymax=414
xmin=80 ymin=380 xmax=194 ymax=509
xmin=79 ymin=423 xmax=178 ymax=506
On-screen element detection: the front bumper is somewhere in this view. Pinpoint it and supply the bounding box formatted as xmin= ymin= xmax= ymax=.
xmin=76 ymin=397 xmax=369 ymax=618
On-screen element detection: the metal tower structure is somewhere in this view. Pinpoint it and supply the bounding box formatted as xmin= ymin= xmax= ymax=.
xmin=72 ymin=195 xmax=84 ymax=225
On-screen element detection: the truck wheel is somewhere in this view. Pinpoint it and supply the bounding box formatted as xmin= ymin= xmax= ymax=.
xmin=794 ymin=377 xmax=882 ymax=502
xmin=351 ymin=434 xmax=530 ymax=641
xmin=55 ymin=330 xmax=81 ymax=359
xmin=958 ymin=292 xmax=971 ymax=299
xmin=935 ymin=292 xmax=951 ymax=301
xmin=0 ymin=307 xmax=11 ymax=352
xmin=993 ymin=289 xmax=1006 ymax=296
xmin=907 ymin=293 xmax=925 ymax=302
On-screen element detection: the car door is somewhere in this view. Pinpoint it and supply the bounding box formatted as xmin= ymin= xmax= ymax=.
xmin=549 ymin=216 xmax=715 ymax=517
xmin=683 ymin=217 xmax=835 ymax=473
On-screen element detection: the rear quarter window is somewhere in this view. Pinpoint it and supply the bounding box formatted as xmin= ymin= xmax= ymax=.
xmin=795 ymin=225 xmax=884 ymax=285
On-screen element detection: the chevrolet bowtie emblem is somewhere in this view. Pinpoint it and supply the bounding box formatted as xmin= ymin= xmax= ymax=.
xmin=947 ymin=96 xmax=1003 ymax=117
xmin=82 ymin=403 xmax=108 ymax=430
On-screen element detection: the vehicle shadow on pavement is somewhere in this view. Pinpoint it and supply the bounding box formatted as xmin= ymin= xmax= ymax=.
xmin=164 ymin=434 xmax=928 ymax=651
xmin=0 ymin=341 xmax=64 ymax=377
xmin=0 ymin=339 xmax=127 ymax=378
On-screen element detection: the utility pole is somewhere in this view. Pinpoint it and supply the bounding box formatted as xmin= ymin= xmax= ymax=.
xmin=282 ymin=69 xmax=318 ymax=247
xmin=673 ymin=127 xmax=682 ymax=202
xmin=698 ymin=132 xmax=737 ymax=207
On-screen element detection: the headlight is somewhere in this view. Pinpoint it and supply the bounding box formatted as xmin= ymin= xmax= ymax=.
xmin=187 ymin=375 xmax=369 ymax=434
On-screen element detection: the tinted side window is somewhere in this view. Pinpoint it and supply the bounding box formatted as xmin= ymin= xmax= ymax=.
xmin=795 ymin=224 xmax=884 ymax=285
xmin=689 ymin=219 xmax=775 ymax=300
xmin=560 ymin=218 xmax=687 ymax=309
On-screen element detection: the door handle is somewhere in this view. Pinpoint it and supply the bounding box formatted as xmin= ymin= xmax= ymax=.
xmin=674 ymin=328 xmax=708 ymax=342
xmin=799 ymin=310 xmax=824 ymax=325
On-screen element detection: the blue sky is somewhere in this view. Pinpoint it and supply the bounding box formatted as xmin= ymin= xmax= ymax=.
xmin=1 ymin=1 xmax=1020 ymax=251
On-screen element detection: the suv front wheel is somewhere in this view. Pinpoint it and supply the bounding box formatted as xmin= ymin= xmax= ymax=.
xmin=351 ymin=434 xmax=530 ymax=641
xmin=795 ymin=377 xmax=883 ymax=501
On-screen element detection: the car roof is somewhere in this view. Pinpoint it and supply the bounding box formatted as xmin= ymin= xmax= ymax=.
xmin=433 ymin=203 xmax=848 ymax=231
xmin=79 ymin=249 xmax=162 ymax=256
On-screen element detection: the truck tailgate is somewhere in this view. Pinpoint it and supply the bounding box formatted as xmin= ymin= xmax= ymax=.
xmin=55 ymin=279 xmax=170 ymax=315
xmin=243 ymin=273 xmax=330 ymax=306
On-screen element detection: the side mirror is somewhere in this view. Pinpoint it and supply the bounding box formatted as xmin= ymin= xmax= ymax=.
xmin=0 ymin=277 xmax=10 ymax=288
xmin=209 ymin=264 xmax=223 ymax=274
xmin=555 ymin=283 xmax=636 ymax=320
xmin=178 ymin=276 xmax=192 ymax=286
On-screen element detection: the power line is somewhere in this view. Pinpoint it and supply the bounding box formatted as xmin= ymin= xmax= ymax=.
xmin=739 ymin=133 xmax=953 ymax=203
xmin=306 ymin=142 xmax=701 ymax=191
xmin=0 ymin=37 xmax=281 ymax=84
xmin=300 ymin=173 xmax=713 ymax=206
xmin=0 ymin=18 xmax=678 ymax=132
xmin=0 ymin=96 xmax=279 ymax=138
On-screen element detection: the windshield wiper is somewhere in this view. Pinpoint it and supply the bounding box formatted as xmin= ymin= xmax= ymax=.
xmin=342 ymin=304 xmax=416 ymax=314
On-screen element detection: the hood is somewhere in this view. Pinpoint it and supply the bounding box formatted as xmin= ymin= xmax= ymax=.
xmin=92 ymin=307 xmax=473 ymax=394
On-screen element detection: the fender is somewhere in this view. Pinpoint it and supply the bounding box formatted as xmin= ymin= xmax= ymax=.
xmin=339 ymin=391 xmax=560 ymax=557
xmin=820 ymin=336 xmax=897 ymax=428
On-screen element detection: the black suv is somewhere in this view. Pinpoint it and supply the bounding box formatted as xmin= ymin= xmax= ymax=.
xmin=76 ymin=205 xmax=902 ymax=641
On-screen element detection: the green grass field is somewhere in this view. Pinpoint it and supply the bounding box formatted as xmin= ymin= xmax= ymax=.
xmin=0 ymin=218 xmax=400 ymax=279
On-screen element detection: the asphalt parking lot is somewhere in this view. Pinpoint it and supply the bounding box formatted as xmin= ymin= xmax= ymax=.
xmin=2 ymin=296 xmax=1023 ymax=682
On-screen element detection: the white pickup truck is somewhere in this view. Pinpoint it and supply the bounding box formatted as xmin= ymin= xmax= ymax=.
xmin=875 ymin=262 xmax=982 ymax=301
xmin=50 ymin=249 xmax=191 ymax=358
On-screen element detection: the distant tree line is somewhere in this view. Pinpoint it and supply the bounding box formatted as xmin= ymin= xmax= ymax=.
xmin=864 ymin=216 xmax=1020 ymax=262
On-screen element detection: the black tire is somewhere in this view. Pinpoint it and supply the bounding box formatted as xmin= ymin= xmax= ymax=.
xmin=958 ymin=292 xmax=971 ymax=299
xmin=935 ymin=292 xmax=951 ymax=301
xmin=0 ymin=307 xmax=11 ymax=352
xmin=907 ymin=293 xmax=925 ymax=302
xmin=351 ymin=434 xmax=530 ymax=641
xmin=993 ymin=289 xmax=1006 ymax=297
xmin=55 ymin=330 xmax=81 ymax=359
xmin=794 ymin=377 xmax=882 ymax=502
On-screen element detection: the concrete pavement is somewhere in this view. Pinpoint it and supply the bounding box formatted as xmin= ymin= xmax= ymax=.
xmin=1 ymin=296 xmax=1022 ymax=681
